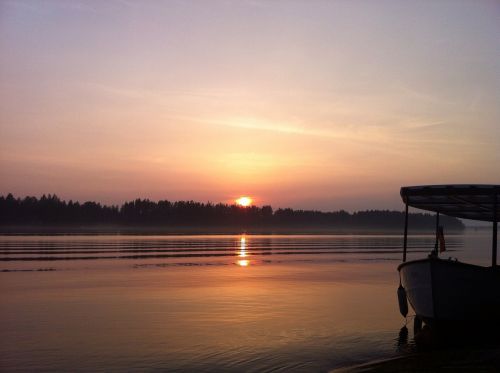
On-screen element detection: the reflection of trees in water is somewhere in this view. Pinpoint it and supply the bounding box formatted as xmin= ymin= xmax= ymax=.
xmin=0 ymin=193 xmax=464 ymax=229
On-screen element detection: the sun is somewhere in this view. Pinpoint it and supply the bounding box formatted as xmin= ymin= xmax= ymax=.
xmin=235 ymin=196 xmax=252 ymax=207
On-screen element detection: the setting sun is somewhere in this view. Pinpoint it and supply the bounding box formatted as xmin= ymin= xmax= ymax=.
xmin=235 ymin=196 xmax=252 ymax=207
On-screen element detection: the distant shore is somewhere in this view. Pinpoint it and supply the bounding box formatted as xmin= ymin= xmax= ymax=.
xmin=0 ymin=194 xmax=466 ymax=233
xmin=0 ymin=224 xmax=469 ymax=235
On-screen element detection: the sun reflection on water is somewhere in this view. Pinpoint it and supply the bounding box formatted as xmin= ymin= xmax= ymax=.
xmin=237 ymin=235 xmax=250 ymax=266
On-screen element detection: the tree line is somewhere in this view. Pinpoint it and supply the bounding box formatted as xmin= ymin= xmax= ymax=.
xmin=0 ymin=193 xmax=465 ymax=230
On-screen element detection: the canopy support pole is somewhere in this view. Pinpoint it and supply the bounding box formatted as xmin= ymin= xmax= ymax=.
xmin=403 ymin=202 xmax=408 ymax=262
xmin=434 ymin=212 xmax=440 ymax=255
xmin=493 ymin=193 xmax=498 ymax=267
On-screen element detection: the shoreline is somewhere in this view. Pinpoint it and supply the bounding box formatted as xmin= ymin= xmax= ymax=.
xmin=0 ymin=225 xmax=468 ymax=235
xmin=331 ymin=346 xmax=500 ymax=372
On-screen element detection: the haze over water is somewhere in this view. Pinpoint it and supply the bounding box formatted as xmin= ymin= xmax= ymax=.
xmin=0 ymin=232 xmax=492 ymax=371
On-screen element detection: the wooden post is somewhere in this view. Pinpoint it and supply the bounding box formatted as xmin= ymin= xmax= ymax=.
xmin=403 ymin=202 xmax=408 ymax=262
xmin=493 ymin=193 xmax=498 ymax=267
xmin=434 ymin=212 xmax=440 ymax=255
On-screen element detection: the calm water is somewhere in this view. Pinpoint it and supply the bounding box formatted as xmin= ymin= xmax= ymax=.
xmin=0 ymin=232 xmax=493 ymax=372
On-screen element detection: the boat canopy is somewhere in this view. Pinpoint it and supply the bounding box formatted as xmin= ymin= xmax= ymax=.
xmin=401 ymin=185 xmax=500 ymax=222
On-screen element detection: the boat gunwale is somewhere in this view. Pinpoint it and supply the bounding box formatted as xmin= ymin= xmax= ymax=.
xmin=397 ymin=257 xmax=494 ymax=272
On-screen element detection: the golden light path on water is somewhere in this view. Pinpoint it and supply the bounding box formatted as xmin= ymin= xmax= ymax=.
xmin=237 ymin=235 xmax=249 ymax=267
xmin=0 ymin=233 xmax=484 ymax=372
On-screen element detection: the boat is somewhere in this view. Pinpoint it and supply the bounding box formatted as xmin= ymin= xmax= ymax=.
xmin=397 ymin=184 xmax=499 ymax=327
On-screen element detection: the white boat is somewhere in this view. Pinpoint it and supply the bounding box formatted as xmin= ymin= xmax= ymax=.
xmin=397 ymin=185 xmax=499 ymax=327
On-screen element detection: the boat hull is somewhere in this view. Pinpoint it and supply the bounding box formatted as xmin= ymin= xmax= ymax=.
xmin=398 ymin=258 xmax=500 ymax=324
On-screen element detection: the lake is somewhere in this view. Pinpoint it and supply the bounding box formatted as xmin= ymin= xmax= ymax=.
xmin=0 ymin=231 xmax=493 ymax=372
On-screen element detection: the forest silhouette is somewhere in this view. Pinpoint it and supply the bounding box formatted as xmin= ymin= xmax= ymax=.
xmin=0 ymin=193 xmax=465 ymax=231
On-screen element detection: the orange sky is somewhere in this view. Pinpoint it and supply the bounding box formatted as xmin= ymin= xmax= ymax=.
xmin=0 ymin=1 xmax=499 ymax=211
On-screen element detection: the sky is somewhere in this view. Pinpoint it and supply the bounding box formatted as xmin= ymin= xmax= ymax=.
xmin=0 ymin=0 xmax=499 ymax=211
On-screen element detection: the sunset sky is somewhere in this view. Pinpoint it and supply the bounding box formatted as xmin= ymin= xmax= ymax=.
xmin=1 ymin=0 xmax=499 ymax=211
